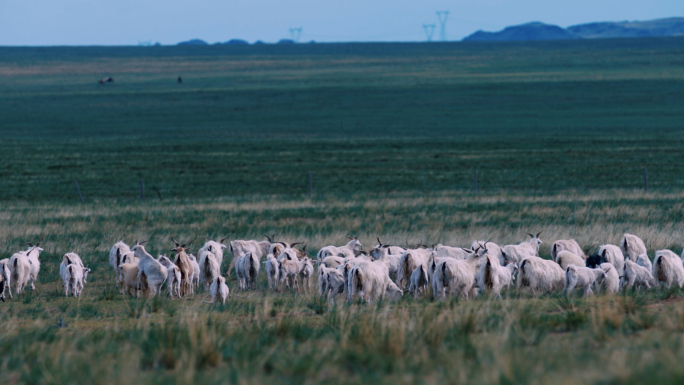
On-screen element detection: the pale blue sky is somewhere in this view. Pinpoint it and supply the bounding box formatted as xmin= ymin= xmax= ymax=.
xmin=0 ymin=0 xmax=681 ymax=45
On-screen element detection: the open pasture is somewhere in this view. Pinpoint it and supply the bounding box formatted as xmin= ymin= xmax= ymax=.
xmin=2 ymin=37 xmax=684 ymax=384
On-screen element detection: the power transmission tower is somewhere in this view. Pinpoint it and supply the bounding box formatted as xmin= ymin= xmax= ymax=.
xmin=289 ymin=27 xmax=302 ymax=42
xmin=423 ymin=24 xmax=435 ymax=42
xmin=436 ymin=10 xmax=449 ymax=41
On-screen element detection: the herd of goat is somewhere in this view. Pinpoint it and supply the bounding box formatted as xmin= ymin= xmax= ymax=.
xmin=0 ymin=232 xmax=681 ymax=304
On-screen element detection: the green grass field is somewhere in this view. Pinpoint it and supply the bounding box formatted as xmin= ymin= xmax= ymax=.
xmin=2 ymin=37 xmax=684 ymax=384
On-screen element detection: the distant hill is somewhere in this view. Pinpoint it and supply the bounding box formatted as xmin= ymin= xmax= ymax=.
xmin=177 ymin=39 xmax=208 ymax=46
xmin=464 ymin=17 xmax=684 ymax=42
xmin=464 ymin=22 xmax=575 ymax=42
xmin=568 ymin=17 xmax=684 ymax=39
xmin=222 ymin=39 xmax=249 ymax=45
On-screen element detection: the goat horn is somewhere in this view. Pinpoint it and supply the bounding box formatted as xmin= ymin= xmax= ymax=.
xmin=536 ymin=231 xmax=543 ymax=238
xmin=25 ymin=242 xmax=34 ymax=247
xmin=462 ymin=248 xmax=473 ymax=253
xmin=171 ymin=237 xmax=180 ymax=247
xmin=290 ymin=242 xmax=302 ymax=248
xmin=219 ymin=236 xmax=229 ymax=244
xmin=526 ymin=233 xmax=534 ymax=238
xmin=377 ymin=237 xmax=382 ymax=246
xmin=264 ymin=234 xmax=273 ymax=243
xmin=183 ymin=239 xmax=195 ymax=248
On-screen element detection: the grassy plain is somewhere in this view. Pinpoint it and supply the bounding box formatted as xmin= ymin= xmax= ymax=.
xmin=1 ymin=37 xmax=684 ymax=384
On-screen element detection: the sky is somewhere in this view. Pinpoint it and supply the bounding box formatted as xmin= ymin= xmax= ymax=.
xmin=0 ymin=0 xmax=681 ymax=46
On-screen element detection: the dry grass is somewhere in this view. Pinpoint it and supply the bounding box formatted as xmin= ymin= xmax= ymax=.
xmin=1 ymin=191 xmax=684 ymax=383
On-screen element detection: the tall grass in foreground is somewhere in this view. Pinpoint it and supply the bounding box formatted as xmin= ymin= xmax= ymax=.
xmin=3 ymin=287 xmax=684 ymax=384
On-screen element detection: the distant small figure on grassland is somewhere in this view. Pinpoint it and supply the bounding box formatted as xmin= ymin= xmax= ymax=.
xmin=98 ymin=77 xmax=114 ymax=84
xmin=177 ymin=76 xmax=182 ymax=84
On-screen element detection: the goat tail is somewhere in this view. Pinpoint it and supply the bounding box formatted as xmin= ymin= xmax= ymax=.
xmin=401 ymin=254 xmax=412 ymax=287
xmin=249 ymin=255 xmax=258 ymax=277
xmin=351 ymin=268 xmax=363 ymax=298
xmin=518 ymin=259 xmax=529 ymax=288
xmin=441 ymin=261 xmax=449 ymax=287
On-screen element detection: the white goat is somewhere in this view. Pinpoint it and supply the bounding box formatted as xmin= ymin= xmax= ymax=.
xmin=340 ymin=255 xmax=372 ymax=300
xmin=199 ymin=238 xmax=228 ymax=267
xmin=370 ymin=239 xmax=406 ymax=260
xmin=239 ymin=252 xmax=260 ymax=290
xmin=621 ymin=233 xmax=647 ymax=262
xmin=652 ymin=249 xmax=684 ymax=288
xmin=60 ymin=253 xmax=87 ymax=291
xmin=555 ymin=250 xmax=586 ymax=270
xmin=636 ymin=254 xmax=652 ymax=272
xmin=318 ymin=265 xmax=331 ymax=296
xmin=501 ymin=232 xmax=543 ymax=264
xmin=517 ymin=256 xmax=564 ymax=294
xmin=23 ymin=244 xmax=43 ymax=290
xmin=229 ymin=238 xmax=271 ymax=261
xmin=118 ymin=263 xmax=140 ymax=297
xmin=200 ymin=251 xmax=220 ymax=290
xmin=158 ymin=255 xmax=182 ymax=298
xmin=299 ymin=257 xmax=314 ymax=289
xmin=0 ymin=259 xmax=11 ymax=301
xmin=210 ymin=276 xmax=229 ymax=305
xmin=119 ymin=251 xmax=138 ymax=266
xmin=434 ymin=244 xmax=474 ymax=260
xmin=432 ymin=256 xmax=480 ymax=301
xmin=597 ymin=244 xmax=625 ymax=276
xmin=264 ymin=254 xmax=280 ymax=291
xmin=597 ymin=263 xmax=620 ymax=295
xmin=623 ymin=259 xmax=656 ymax=291
xmin=470 ymin=241 xmax=503 ymax=265
xmin=9 ymin=252 xmax=31 ymax=295
xmin=550 ymin=239 xmax=585 ymax=261
xmin=278 ymin=257 xmax=302 ymax=291
xmin=477 ymin=254 xmax=518 ymax=298
xmin=326 ymin=267 xmax=347 ymax=300
xmin=349 ymin=260 xmax=391 ymax=302
xmin=385 ymin=280 xmax=403 ymax=300
xmin=63 ymin=264 xmax=89 ymax=297
xmin=370 ymin=248 xmax=402 ymax=282
xmin=397 ymin=249 xmax=431 ymax=289
xmin=133 ymin=242 xmax=168 ymax=297
xmin=408 ymin=265 xmax=430 ymax=299
xmin=109 ymin=241 xmax=131 ymax=283
xmin=316 ymin=237 xmax=362 ymax=262
xmin=321 ymin=256 xmax=345 ymax=268
xmin=188 ymin=254 xmax=200 ymax=289
xmin=564 ymin=265 xmax=605 ymax=297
